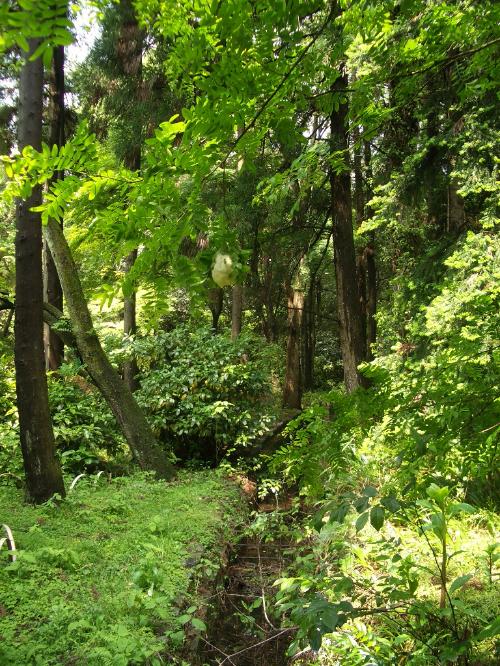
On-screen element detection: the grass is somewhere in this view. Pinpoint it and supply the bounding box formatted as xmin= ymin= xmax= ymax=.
xmin=0 ymin=470 xmax=248 ymax=665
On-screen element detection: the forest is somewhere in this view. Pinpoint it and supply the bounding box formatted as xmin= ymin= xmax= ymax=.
xmin=0 ymin=0 xmax=499 ymax=664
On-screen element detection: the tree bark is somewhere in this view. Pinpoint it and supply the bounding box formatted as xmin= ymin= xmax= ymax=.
xmin=123 ymin=248 xmax=139 ymax=391
xmin=117 ymin=0 xmax=143 ymax=391
xmin=330 ymin=72 xmax=368 ymax=392
xmin=208 ymin=286 xmax=224 ymax=333
xmin=283 ymin=284 xmax=304 ymax=409
xmin=363 ymin=141 xmax=377 ymax=359
xmin=302 ymin=282 xmax=316 ymax=391
xmin=447 ymin=176 xmax=465 ymax=234
xmin=231 ymin=284 xmax=243 ymax=340
xmin=44 ymin=217 xmax=175 ymax=479
xmin=353 ymin=124 xmax=367 ymax=357
xmin=43 ymin=43 xmax=65 ymax=371
xmin=15 ymin=39 xmax=65 ymax=503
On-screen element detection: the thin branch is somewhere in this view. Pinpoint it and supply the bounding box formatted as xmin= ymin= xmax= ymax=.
xmin=220 ymin=5 xmax=335 ymax=168
xmin=400 ymin=37 xmax=500 ymax=80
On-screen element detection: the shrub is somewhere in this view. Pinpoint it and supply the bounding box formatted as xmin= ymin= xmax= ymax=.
xmin=134 ymin=325 xmax=274 ymax=463
xmin=48 ymin=364 xmax=125 ymax=473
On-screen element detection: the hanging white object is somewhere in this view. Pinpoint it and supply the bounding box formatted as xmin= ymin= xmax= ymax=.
xmin=212 ymin=253 xmax=235 ymax=287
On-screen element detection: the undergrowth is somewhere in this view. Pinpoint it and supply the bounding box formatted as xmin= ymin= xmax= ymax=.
xmin=0 ymin=470 xmax=247 ymax=665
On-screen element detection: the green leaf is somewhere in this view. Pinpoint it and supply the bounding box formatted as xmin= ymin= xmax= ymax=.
xmin=426 ymin=484 xmax=450 ymax=506
xmin=29 ymin=41 xmax=47 ymax=62
xmin=178 ymin=614 xmax=191 ymax=625
xmin=474 ymin=617 xmax=500 ymax=642
xmin=17 ymin=34 xmax=29 ymax=52
xmin=370 ymin=506 xmax=385 ymax=531
xmin=355 ymin=511 xmax=369 ymax=533
xmin=191 ymin=617 xmax=206 ymax=631
xmin=381 ymin=495 xmax=401 ymax=513
xmin=449 ymin=502 xmax=475 ymax=516
xmin=362 ymin=485 xmax=377 ymax=497
xmin=449 ymin=574 xmax=472 ymax=595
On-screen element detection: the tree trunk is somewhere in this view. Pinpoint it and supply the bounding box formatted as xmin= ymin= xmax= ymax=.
xmin=15 ymin=39 xmax=65 ymax=503
xmin=231 ymin=284 xmax=243 ymax=340
xmin=208 ymin=286 xmax=223 ymax=333
xmin=283 ymin=285 xmax=304 ymax=409
xmin=363 ymin=141 xmax=377 ymax=359
xmin=123 ymin=248 xmax=139 ymax=391
xmin=330 ymin=72 xmax=368 ymax=392
xmin=302 ymin=283 xmax=316 ymax=391
xmin=117 ymin=1 xmax=143 ymax=391
xmin=365 ymin=243 xmax=377 ymax=360
xmin=43 ymin=43 xmax=65 ymax=371
xmin=447 ymin=177 xmax=465 ymax=234
xmin=44 ymin=217 xmax=175 ymax=480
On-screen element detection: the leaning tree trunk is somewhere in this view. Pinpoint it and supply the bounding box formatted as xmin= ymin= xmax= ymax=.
xmin=330 ymin=72 xmax=368 ymax=392
xmin=44 ymin=42 xmax=65 ymax=371
xmin=15 ymin=39 xmax=65 ymax=503
xmin=44 ymin=217 xmax=175 ymax=479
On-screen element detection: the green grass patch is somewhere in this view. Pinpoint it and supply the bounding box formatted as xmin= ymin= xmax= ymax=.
xmin=0 ymin=470 xmax=247 ymax=665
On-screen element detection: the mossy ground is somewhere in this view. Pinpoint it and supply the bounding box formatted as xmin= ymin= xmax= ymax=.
xmin=0 ymin=470 xmax=247 ymax=665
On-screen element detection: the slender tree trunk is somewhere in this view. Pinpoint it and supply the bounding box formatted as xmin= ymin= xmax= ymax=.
xmin=330 ymin=72 xmax=368 ymax=392
xmin=363 ymin=141 xmax=377 ymax=358
xmin=123 ymin=248 xmax=139 ymax=391
xmin=283 ymin=284 xmax=304 ymax=409
xmin=44 ymin=217 xmax=175 ymax=479
xmin=43 ymin=43 xmax=65 ymax=371
xmin=118 ymin=1 xmax=143 ymax=391
xmin=231 ymin=284 xmax=243 ymax=340
xmin=208 ymin=286 xmax=224 ymax=333
xmin=15 ymin=39 xmax=65 ymax=503
xmin=302 ymin=282 xmax=316 ymax=391
xmin=447 ymin=174 xmax=465 ymax=234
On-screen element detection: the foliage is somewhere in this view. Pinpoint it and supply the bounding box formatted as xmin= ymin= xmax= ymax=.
xmin=267 ymin=387 xmax=378 ymax=499
xmin=274 ymin=481 xmax=500 ymax=663
xmin=0 ymin=0 xmax=72 ymax=64
xmin=48 ymin=364 xmax=125 ymax=473
xmin=134 ymin=325 xmax=275 ymax=462
xmin=0 ymin=471 xmax=246 ymax=665
xmin=0 ymin=344 xmax=21 ymax=479
xmin=361 ymin=230 xmax=500 ymax=500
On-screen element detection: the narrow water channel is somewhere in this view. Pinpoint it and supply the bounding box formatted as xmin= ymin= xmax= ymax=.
xmin=200 ymin=536 xmax=294 ymax=665
xmin=197 ymin=488 xmax=302 ymax=666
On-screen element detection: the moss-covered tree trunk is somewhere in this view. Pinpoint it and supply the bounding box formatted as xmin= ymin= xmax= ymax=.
xmin=15 ymin=39 xmax=65 ymax=503
xmin=44 ymin=217 xmax=175 ymax=480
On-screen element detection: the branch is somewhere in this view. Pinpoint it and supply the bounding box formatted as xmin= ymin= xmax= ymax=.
xmin=398 ymin=37 xmax=500 ymax=80
xmin=220 ymin=5 xmax=335 ymax=167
